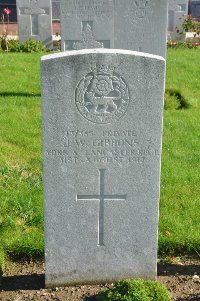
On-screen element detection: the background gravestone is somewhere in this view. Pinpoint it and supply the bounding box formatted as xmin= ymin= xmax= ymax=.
xmin=60 ymin=0 xmax=168 ymax=58
xmin=52 ymin=0 xmax=60 ymax=20
xmin=114 ymin=0 xmax=168 ymax=57
xmin=168 ymin=0 xmax=189 ymax=41
xmin=16 ymin=0 xmax=53 ymax=48
xmin=41 ymin=49 xmax=165 ymax=287
xmin=60 ymin=0 xmax=114 ymax=51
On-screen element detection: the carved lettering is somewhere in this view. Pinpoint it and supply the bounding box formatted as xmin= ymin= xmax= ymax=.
xmin=92 ymin=139 xmax=139 ymax=147
xmin=45 ymin=129 xmax=159 ymax=165
xmin=75 ymin=139 xmax=87 ymax=147
xmin=62 ymin=0 xmax=112 ymax=18
xmin=102 ymin=130 xmax=136 ymax=137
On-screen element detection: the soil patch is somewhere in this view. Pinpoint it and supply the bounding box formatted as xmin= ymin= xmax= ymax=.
xmin=0 ymin=257 xmax=199 ymax=301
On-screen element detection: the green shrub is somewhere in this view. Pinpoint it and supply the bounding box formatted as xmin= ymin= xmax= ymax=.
xmin=165 ymin=92 xmax=180 ymax=110
xmin=145 ymin=280 xmax=171 ymax=301
xmin=164 ymin=89 xmax=189 ymax=110
xmin=167 ymin=41 xmax=199 ymax=49
xmin=0 ymin=37 xmax=21 ymax=52
xmin=0 ymin=37 xmax=48 ymax=52
xmin=96 ymin=279 xmax=171 ymax=301
xmin=8 ymin=39 xmax=21 ymax=52
xmin=182 ymin=16 xmax=196 ymax=32
xmin=20 ymin=38 xmax=47 ymax=53
xmin=0 ymin=35 xmax=9 ymax=51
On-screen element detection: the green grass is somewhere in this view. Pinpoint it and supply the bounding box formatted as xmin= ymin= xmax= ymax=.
xmin=0 ymin=53 xmax=44 ymax=259
xmin=160 ymin=48 xmax=200 ymax=255
xmin=0 ymin=50 xmax=199 ymax=263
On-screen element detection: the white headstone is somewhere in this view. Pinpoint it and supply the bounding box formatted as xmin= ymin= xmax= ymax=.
xmin=41 ymin=48 xmax=165 ymax=287
xmin=168 ymin=0 xmax=189 ymax=41
xmin=60 ymin=0 xmax=168 ymax=58
xmin=16 ymin=0 xmax=53 ymax=48
xmin=114 ymin=0 xmax=168 ymax=57
xmin=60 ymin=0 xmax=114 ymax=51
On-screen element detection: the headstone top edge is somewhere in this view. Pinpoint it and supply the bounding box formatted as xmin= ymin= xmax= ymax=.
xmin=41 ymin=49 xmax=165 ymax=62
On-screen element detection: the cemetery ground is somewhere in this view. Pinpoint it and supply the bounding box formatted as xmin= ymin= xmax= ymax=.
xmin=0 ymin=48 xmax=199 ymax=300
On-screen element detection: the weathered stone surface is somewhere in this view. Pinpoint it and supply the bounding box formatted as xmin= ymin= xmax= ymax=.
xmin=60 ymin=0 xmax=114 ymax=51
xmin=114 ymin=0 xmax=168 ymax=57
xmin=168 ymin=0 xmax=189 ymax=41
xmin=16 ymin=0 xmax=53 ymax=48
xmin=52 ymin=0 xmax=60 ymax=20
xmin=60 ymin=0 xmax=168 ymax=57
xmin=41 ymin=49 xmax=165 ymax=287
xmin=168 ymin=0 xmax=189 ymax=11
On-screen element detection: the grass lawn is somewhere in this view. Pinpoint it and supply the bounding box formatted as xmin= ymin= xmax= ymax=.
xmin=160 ymin=48 xmax=200 ymax=255
xmin=0 ymin=49 xmax=199 ymax=265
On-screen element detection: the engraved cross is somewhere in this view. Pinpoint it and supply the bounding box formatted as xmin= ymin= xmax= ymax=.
xmin=77 ymin=169 xmax=127 ymax=246
xmin=19 ymin=0 xmax=48 ymax=36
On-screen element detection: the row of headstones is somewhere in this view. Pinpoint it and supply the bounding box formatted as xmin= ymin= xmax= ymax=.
xmin=41 ymin=0 xmax=169 ymax=288
xmin=16 ymin=0 xmax=189 ymax=50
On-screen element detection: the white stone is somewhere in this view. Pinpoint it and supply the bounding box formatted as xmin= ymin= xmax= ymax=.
xmin=16 ymin=0 xmax=53 ymax=48
xmin=41 ymin=49 xmax=165 ymax=287
xmin=114 ymin=0 xmax=168 ymax=57
xmin=168 ymin=0 xmax=189 ymax=11
xmin=60 ymin=0 xmax=168 ymax=58
xmin=168 ymin=0 xmax=189 ymax=41
xmin=60 ymin=0 xmax=114 ymax=51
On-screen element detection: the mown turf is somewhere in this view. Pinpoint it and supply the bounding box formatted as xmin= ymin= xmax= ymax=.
xmin=0 ymin=53 xmax=44 ymax=260
xmin=0 ymin=50 xmax=199 ymax=263
xmin=159 ymin=48 xmax=200 ymax=255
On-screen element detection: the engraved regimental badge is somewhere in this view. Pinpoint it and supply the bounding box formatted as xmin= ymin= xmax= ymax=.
xmin=134 ymin=0 xmax=150 ymax=19
xmin=75 ymin=65 xmax=130 ymax=124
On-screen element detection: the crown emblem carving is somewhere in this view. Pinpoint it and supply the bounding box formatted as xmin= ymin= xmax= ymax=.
xmin=135 ymin=0 xmax=150 ymax=9
xmin=91 ymin=64 xmax=115 ymax=76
